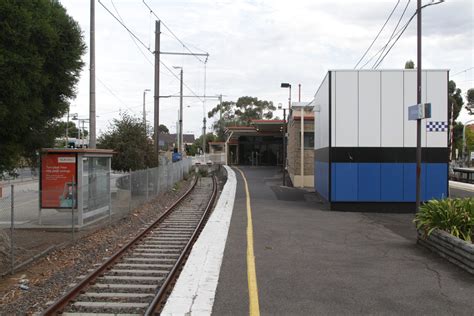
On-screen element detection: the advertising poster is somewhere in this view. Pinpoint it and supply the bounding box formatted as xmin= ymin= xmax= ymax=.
xmin=41 ymin=153 xmax=77 ymax=209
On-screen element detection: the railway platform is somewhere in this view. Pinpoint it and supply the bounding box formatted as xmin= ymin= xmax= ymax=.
xmin=165 ymin=166 xmax=474 ymax=315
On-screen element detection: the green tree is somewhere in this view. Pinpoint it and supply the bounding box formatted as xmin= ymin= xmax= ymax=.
xmin=466 ymin=88 xmax=474 ymax=114
xmin=187 ymin=133 xmax=217 ymax=155
xmin=0 ymin=1 xmax=85 ymax=174
xmin=208 ymin=96 xmax=276 ymax=140
xmin=158 ymin=124 xmax=169 ymax=134
xmin=53 ymin=121 xmax=81 ymax=139
xmin=98 ymin=113 xmax=158 ymax=171
xmin=405 ymin=60 xmax=415 ymax=69
xmin=449 ymin=81 xmax=465 ymax=157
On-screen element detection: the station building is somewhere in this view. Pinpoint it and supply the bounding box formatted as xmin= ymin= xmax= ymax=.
xmin=224 ymin=120 xmax=284 ymax=166
xmin=287 ymin=103 xmax=314 ymax=187
xmin=311 ymin=69 xmax=449 ymax=211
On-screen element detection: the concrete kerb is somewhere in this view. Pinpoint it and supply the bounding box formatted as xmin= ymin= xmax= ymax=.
xmin=161 ymin=165 xmax=237 ymax=315
xmin=418 ymin=228 xmax=474 ymax=274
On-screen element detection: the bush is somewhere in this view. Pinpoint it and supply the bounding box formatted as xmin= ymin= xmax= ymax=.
xmin=414 ymin=198 xmax=474 ymax=242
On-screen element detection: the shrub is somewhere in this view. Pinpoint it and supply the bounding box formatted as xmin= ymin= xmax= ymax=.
xmin=414 ymin=198 xmax=474 ymax=242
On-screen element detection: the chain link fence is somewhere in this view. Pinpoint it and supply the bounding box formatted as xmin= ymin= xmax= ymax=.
xmin=0 ymin=158 xmax=193 ymax=275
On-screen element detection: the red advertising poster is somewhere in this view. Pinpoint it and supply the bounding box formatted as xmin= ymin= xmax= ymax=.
xmin=41 ymin=153 xmax=77 ymax=208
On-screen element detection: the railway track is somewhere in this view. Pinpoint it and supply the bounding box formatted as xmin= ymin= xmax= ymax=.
xmin=43 ymin=175 xmax=217 ymax=315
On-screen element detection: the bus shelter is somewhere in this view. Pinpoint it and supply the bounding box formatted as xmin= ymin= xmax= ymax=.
xmin=39 ymin=148 xmax=114 ymax=228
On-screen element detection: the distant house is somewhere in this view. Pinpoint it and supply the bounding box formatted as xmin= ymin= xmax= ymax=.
xmin=159 ymin=133 xmax=195 ymax=150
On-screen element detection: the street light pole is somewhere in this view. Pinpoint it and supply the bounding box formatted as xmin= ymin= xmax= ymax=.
xmin=280 ymin=83 xmax=292 ymax=186
xmin=173 ymin=66 xmax=184 ymax=153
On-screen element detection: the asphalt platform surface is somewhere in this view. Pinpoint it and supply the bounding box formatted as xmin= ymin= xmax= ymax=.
xmin=212 ymin=166 xmax=474 ymax=315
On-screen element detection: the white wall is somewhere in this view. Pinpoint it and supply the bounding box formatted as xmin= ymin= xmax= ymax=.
xmin=381 ymin=71 xmax=404 ymax=147
xmin=359 ymin=71 xmax=381 ymax=146
xmin=324 ymin=69 xmax=448 ymax=149
xmin=334 ymin=71 xmax=358 ymax=146
xmin=313 ymin=73 xmax=329 ymax=150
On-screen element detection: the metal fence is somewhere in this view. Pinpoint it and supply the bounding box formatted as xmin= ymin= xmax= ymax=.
xmin=0 ymin=158 xmax=192 ymax=275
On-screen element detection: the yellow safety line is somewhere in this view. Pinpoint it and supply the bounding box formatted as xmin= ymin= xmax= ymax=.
xmin=235 ymin=167 xmax=260 ymax=316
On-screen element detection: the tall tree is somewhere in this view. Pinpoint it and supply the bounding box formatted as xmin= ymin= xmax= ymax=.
xmin=208 ymin=96 xmax=276 ymax=140
xmin=98 ymin=113 xmax=158 ymax=171
xmin=158 ymin=124 xmax=169 ymax=134
xmin=405 ymin=60 xmax=415 ymax=69
xmin=449 ymin=80 xmax=464 ymax=120
xmin=465 ymin=88 xmax=474 ymax=114
xmin=0 ymin=1 xmax=85 ymax=174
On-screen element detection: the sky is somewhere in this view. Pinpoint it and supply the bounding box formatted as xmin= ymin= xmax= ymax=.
xmin=59 ymin=0 xmax=474 ymax=138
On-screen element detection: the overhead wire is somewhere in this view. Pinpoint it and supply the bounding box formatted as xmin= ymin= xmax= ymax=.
xmin=142 ymin=0 xmax=209 ymax=63
xmin=110 ymin=0 xmax=153 ymax=66
xmin=451 ymin=67 xmax=474 ymax=77
xmin=353 ymin=0 xmax=400 ymax=69
xmin=360 ymin=0 xmax=411 ymax=69
xmin=369 ymin=0 xmax=411 ymax=69
xmin=97 ymin=0 xmax=204 ymax=102
xmin=373 ymin=0 xmax=444 ymax=69
xmin=371 ymin=0 xmax=411 ymax=68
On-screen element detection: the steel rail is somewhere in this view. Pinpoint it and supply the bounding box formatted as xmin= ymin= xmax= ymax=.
xmin=42 ymin=175 xmax=199 ymax=315
xmin=144 ymin=176 xmax=218 ymax=315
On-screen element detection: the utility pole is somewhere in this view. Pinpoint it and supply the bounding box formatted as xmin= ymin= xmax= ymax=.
xmin=415 ymin=0 xmax=422 ymax=212
xmin=154 ymin=20 xmax=161 ymax=157
xmin=89 ymin=0 xmax=96 ymax=148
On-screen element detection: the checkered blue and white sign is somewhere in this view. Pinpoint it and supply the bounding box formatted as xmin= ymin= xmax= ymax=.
xmin=427 ymin=121 xmax=448 ymax=132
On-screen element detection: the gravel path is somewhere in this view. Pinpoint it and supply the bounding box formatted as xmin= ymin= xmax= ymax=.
xmin=0 ymin=176 xmax=194 ymax=315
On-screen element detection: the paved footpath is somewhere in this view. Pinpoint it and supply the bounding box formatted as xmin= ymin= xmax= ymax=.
xmin=212 ymin=166 xmax=474 ymax=315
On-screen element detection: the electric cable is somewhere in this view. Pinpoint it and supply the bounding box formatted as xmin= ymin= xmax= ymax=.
xmin=451 ymin=67 xmax=474 ymax=77
xmin=373 ymin=0 xmax=444 ymax=69
xmin=97 ymin=0 xmax=204 ymax=102
xmin=368 ymin=0 xmax=411 ymax=69
xmin=354 ymin=0 xmax=400 ymax=69
xmin=142 ymin=0 xmax=209 ymax=63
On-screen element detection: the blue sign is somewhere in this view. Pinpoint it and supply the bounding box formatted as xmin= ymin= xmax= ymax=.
xmin=408 ymin=103 xmax=431 ymax=120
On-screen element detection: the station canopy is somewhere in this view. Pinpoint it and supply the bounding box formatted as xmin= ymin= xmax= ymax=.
xmin=224 ymin=119 xmax=285 ymax=143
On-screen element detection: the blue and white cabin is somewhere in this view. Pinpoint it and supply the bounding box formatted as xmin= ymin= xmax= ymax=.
xmin=311 ymin=69 xmax=449 ymax=212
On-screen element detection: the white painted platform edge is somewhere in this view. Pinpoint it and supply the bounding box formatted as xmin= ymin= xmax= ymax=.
xmin=161 ymin=166 xmax=237 ymax=315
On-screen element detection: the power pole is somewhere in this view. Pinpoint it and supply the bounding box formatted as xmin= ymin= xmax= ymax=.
xmin=89 ymin=0 xmax=96 ymax=148
xmin=179 ymin=68 xmax=183 ymax=153
xmin=415 ymin=0 xmax=422 ymax=212
xmin=154 ymin=20 xmax=161 ymax=157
